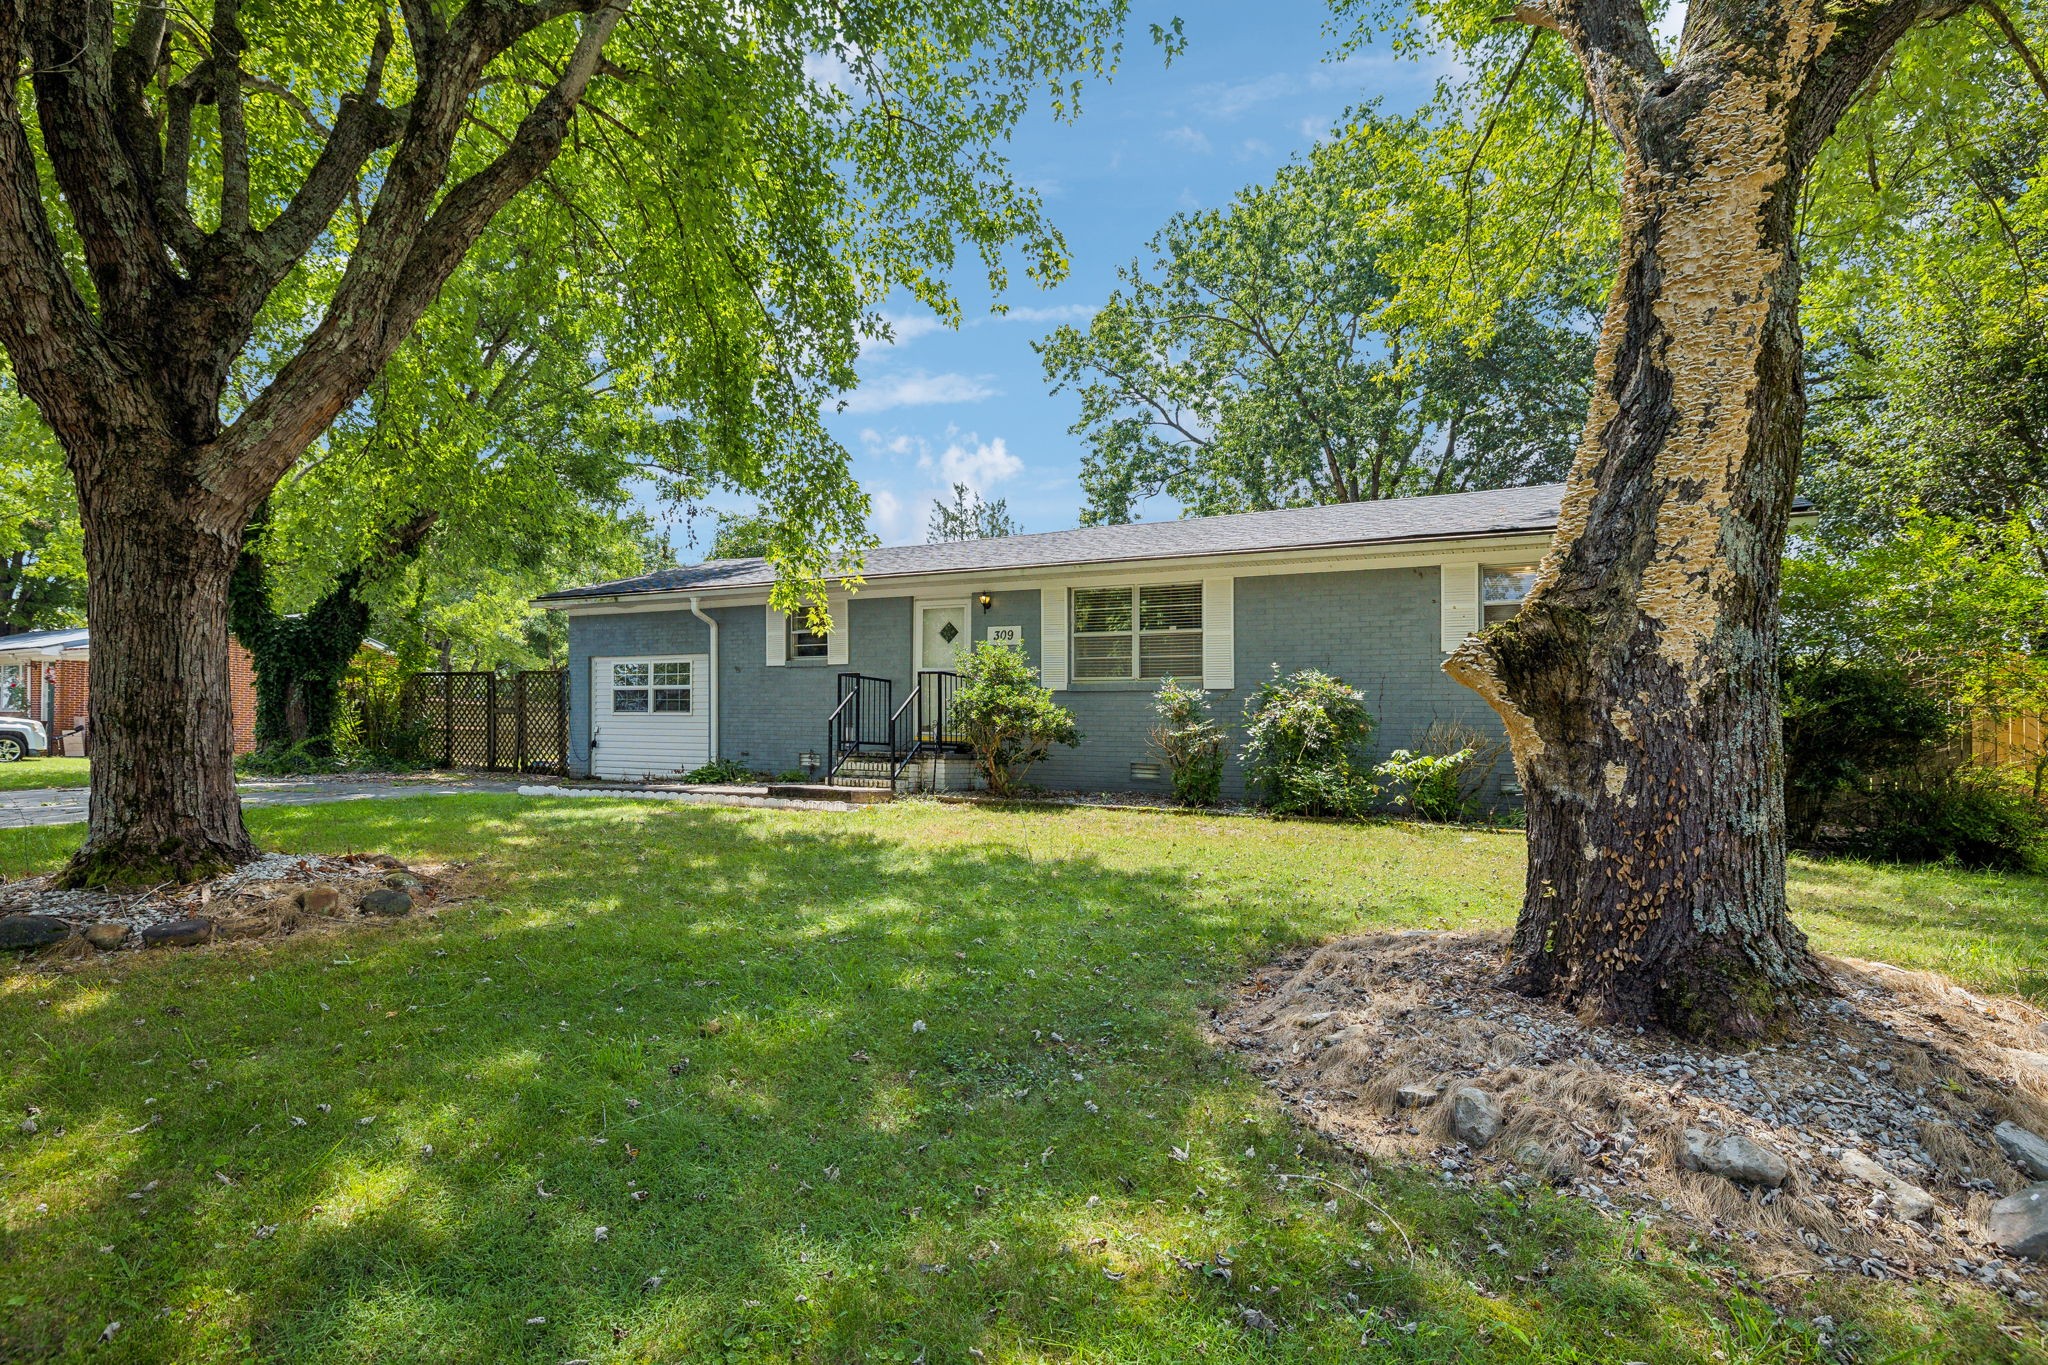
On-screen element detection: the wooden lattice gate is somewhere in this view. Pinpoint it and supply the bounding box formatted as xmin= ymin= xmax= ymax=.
xmin=404 ymin=670 xmax=567 ymax=774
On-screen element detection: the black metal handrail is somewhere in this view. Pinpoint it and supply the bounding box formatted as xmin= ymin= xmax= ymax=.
xmin=890 ymin=670 xmax=964 ymax=783
xmin=825 ymin=672 xmax=894 ymax=784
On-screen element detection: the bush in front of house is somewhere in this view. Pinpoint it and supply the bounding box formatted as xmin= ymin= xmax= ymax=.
xmin=1781 ymin=655 xmax=1951 ymax=846
xmin=1238 ymin=667 xmax=1377 ymax=817
xmin=1849 ymin=761 xmax=2045 ymax=871
xmin=1149 ymin=678 xmax=1226 ymax=806
xmin=951 ymin=640 xmax=1080 ymax=798
xmin=1374 ymin=746 xmax=1475 ymax=821
xmin=682 ymin=758 xmax=756 ymax=785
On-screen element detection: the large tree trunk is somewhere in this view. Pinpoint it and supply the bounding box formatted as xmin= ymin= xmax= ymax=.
xmin=1447 ymin=75 xmax=1829 ymax=1038
xmin=65 ymin=438 xmax=256 ymax=886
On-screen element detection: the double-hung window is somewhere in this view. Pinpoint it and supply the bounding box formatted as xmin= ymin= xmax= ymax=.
xmin=1071 ymin=583 xmax=1203 ymax=681
xmin=1482 ymin=564 xmax=1540 ymax=626
xmin=788 ymin=615 xmax=829 ymax=659
xmin=612 ymin=661 xmax=692 ymax=713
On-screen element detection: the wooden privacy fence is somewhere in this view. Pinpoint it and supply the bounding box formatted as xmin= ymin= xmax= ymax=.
xmin=403 ymin=669 xmax=567 ymax=774
xmin=1969 ymin=708 xmax=2048 ymax=796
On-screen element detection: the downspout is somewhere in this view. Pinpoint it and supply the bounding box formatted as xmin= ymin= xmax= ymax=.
xmin=687 ymin=595 xmax=719 ymax=761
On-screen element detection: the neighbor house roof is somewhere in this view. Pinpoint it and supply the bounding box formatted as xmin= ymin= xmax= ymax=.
xmin=0 ymin=626 xmax=90 ymax=659
xmin=0 ymin=626 xmax=393 ymax=659
xmin=539 ymin=482 xmax=1578 ymax=605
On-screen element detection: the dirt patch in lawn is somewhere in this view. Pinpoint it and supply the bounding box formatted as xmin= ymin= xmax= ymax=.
xmin=1215 ymin=930 xmax=2048 ymax=1309
xmin=0 ymin=852 xmax=476 ymax=960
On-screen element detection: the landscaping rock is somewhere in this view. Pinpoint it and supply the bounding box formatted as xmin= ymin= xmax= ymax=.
xmin=1995 ymin=1122 xmax=2048 ymax=1181
xmin=360 ymin=888 xmax=412 ymax=917
xmin=381 ymin=873 xmax=423 ymax=892
xmin=141 ymin=917 xmax=214 ymax=948
xmin=0 ymin=914 xmax=70 ymax=951
xmin=296 ymin=884 xmax=340 ymax=914
xmin=82 ymin=922 xmax=130 ymax=950
xmin=1987 ymin=1185 xmax=2048 ymax=1259
xmin=368 ymin=854 xmax=405 ymax=870
xmin=1394 ymin=1084 xmax=1438 ymax=1108
xmin=2009 ymin=1051 xmax=2048 ymax=1085
xmin=1838 ymin=1148 xmax=1935 ymax=1221
xmin=217 ymin=917 xmax=270 ymax=941
xmin=1449 ymin=1086 xmax=1502 ymax=1147
xmin=1679 ymin=1129 xmax=1790 ymax=1188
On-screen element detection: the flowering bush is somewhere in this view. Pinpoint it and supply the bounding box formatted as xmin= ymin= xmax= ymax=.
xmin=1149 ymin=678 xmax=1226 ymax=806
xmin=1237 ymin=667 xmax=1377 ymax=817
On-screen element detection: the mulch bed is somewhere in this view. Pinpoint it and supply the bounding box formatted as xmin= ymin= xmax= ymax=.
xmin=0 ymin=852 xmax=463 ymax=958
xmin=1214 ymin=930 xmax=2048 ymax=1312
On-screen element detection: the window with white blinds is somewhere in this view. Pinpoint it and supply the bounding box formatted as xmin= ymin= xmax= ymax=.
xmin=1071 ymin=583 xmax=1204 ymax=680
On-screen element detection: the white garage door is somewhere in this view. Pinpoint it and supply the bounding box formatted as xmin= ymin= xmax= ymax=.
xmin=589 ymin=654 xmax=711 ymax=780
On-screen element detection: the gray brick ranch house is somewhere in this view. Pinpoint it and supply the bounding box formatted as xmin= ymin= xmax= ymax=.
xmin=535 ymin=483 xmax=1573 ymax=797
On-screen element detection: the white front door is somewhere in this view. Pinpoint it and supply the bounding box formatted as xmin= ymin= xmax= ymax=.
xmin=916 ymin=603 xmax=970 ymax=674
xmin=589 ymin=654 xmax=711 ymax=780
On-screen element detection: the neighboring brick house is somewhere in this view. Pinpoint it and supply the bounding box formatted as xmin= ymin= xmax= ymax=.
xmin=539 ymin=483 xmax=1778 ymax=798
xmin=0 ymin=626 xmax=262 ymax=756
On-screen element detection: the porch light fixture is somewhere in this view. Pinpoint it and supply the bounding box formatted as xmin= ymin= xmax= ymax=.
xmin=977 ymin=592 xmax=994 ymax=612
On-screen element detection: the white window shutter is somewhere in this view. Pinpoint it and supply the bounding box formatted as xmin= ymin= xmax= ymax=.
xmin=1039 ymin=586 xmax=1068 ymax=691
xmin=1201 ymin=576 xmax=1234 ymax=691
xmin=765 ymin=604 xmax=787 ymax=667
xmin=1440 ymin=562 xmax=1481 ymax=652
xmin=825 ymin=590 xmax=850 ymax=666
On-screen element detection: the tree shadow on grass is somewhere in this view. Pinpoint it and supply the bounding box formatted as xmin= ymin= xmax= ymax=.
xmin=0 ymin=798 xmax=2025 ymax=1363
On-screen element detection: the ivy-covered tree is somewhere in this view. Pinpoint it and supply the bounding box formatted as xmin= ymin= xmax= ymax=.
xmin=0 ymin=1 xmax=1151 ymax=884
xmin=229 ymin=508 xmax=437 ymax=761
xmin=1036 ymin=112 xmax=1601 ymax=524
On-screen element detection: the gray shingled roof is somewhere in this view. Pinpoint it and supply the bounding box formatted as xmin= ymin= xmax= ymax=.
xmin=537 ymin=483 xmax=1573 ymax=604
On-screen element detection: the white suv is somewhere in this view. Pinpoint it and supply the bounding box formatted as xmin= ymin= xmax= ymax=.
xmin=0 ymin=716 xmax=48 ymax=762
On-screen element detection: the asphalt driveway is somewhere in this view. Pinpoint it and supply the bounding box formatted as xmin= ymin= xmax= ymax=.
xmin=0 ymin=776 xmax=527 ymax=829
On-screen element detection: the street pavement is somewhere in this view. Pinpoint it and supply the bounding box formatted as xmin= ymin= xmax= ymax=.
xmin=0 ymin=777 xmax=527 ymax=829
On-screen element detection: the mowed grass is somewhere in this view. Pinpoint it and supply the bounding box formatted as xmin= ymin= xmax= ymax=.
xmin=1 ymin=797 xmax=2043 ymax=1364
xmin=0 ymin=755 xmax=88 ymax=791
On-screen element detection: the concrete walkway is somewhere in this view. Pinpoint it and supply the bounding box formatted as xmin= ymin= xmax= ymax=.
xmin=0 ymin=777 xmax=527 ymax=830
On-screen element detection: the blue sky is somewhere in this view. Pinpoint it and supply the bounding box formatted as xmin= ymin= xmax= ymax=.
xmin=681 ymin=3 xmax=1453 ymax=555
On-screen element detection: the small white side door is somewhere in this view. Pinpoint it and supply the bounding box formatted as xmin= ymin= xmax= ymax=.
xmin=589 ymin=654 xmax=710 ymax=780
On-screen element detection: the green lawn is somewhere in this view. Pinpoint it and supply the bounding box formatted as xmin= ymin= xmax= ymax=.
xmin=1 ymin=797 xmax=2042 ymax=1363
xmin=0 ymin=754 xmax=88 ymax=790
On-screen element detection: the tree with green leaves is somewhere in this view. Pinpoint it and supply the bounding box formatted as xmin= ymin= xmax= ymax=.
xmin=1037 ymin=112 xmax=1601 ymax=524
xmin=0 ymin=1 xmax=1153 ymax=885
xmin=1340 ymin=0 xmax=2048 ymax=1035
xmin=927 ymin=482 xmax=1020 ymax=542
xmin=708 ymin=511 xmax=776 ymax=561
xmin=0 ymin=384 xmax=84 ymax=636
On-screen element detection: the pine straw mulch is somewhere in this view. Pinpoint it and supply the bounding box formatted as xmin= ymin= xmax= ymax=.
xmin=1 ymin=852 xmax=479 ymax=961
xmin=1213 ymin=930 xmax=2048 ymax=1311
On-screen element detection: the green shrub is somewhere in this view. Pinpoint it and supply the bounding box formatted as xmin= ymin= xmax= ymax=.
xmin=1149 ymin=678 xmax=1226 ymax=806
xmin=1374 ymin=747 xmax=1475 ymax=821
xmin=1238 ymin=667 xmax=1377 ymax=818
xmin=1781 ymin=656 xmax=1950 ymax=845
xmin=950 ymin=641 xmax=1080 ymax=797
xmin=682 ymin=758 xmax=756 ymax=784
xmin=1852 ymin=763 xmax=2044 ymax=871
xmin=773 ymin=768 xmax=811 ymax=783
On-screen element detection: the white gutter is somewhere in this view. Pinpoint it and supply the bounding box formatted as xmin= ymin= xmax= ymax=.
xmin=686 ymin=595 xmax=719 ymax=761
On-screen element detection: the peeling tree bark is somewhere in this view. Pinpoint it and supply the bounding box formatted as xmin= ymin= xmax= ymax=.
xmin=1448 ymin=0 xmax=1971 ymax=1038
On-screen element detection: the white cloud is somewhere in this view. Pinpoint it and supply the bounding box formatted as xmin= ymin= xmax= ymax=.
xmin=1236 ymin=137 xmax=1275 ymax=161
xmin=868 ymin=487 xmax=908 ymax=542
xmin=994 ymin=303 xmax=1098 ymax=325
xmin=839 ymin=370 xmax=997 ymax=414
xmin=928 ymin=434 xmax=1021 ymax=492
xmin=859 ymin=311 xmax=945 ymax=355
xmin=1162 ymin=125 xmax=1212 ymax=155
